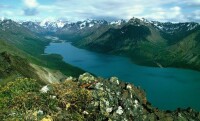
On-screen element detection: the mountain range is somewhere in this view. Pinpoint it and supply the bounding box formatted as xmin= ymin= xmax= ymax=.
xmin=18 ymin=17 xmax=200 ymax=71
xmin=1 ymin=17 xmax=200 ymax=120
xmin=2 ymin=17 xmax=200 ymax=72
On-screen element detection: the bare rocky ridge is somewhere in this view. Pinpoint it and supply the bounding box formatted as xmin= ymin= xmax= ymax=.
xmin=1 ymin=72 xmax=199 ymax=120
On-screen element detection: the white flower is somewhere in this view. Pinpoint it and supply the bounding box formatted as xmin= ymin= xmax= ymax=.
xmin=40 ymin=85 xmax=49 ymax=93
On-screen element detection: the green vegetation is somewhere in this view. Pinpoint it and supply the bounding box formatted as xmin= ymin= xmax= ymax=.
xmin=74 ymin=20 xmax=200 ymax=71
xmin=0 ymin=77 xmax=92 ymax=120
xmin=0 ymin=20 xmax=84 ymax=84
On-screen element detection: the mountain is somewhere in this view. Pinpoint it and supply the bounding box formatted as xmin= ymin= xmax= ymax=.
xmin=19 ymin=19 xmax=127 ymax=40
xmin=56 ymin=19 xmax=111 ymax=41
xmin=0 ymin=73 xmax=199 ymax=120
xmin=21 ymin=21 xmax=47 ymax=34
xmin=73 ymin=17 xmax=200 ymax=71
xmin=39 ymin=19 xmax=67 ymax=32
xmin=19 ymin=17 xmax=200 ymax=71
xmin=110 ymin=19 xmax=126 ymax=26
xmin=152 ymin=21 xmax=200 ymax=44
xmin=20 ymin=19 xmax=68 ymax=34
xmin=0 ymin=19 xmax=84 ymax=84
xmin=1 ymin=18 xmax=200 ymax=120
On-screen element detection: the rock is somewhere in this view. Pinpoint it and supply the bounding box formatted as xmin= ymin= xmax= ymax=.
xmin=2 ymin=73 xmax=200 ymax=120
xmin=109 ymin=77 xmax=120 ymax=85
xmin=83 ymin=111 xmax=89 ymax=115
xmin=78 ymin=73 xmax=97 ymax=87
xmin=65 ymin=76 xmax=73 ymax=81
xmin=126 ymin=84 xmax=132 ymax=90
xmin=106 ymin=107 xmax=113 ymax=113
xmin=40 ymin=85 xmax=49 ymax=93
xmin=37 ymin=110 xmax=43 ymax=115
xmin=116 ymin=106 xmax=123 ymax=115
xmin=95 ymin=82 xmax=104 ymax=90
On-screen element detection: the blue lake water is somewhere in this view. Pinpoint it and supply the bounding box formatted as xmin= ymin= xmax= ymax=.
xmin=45 ymin=42 xmax=200 ymax=111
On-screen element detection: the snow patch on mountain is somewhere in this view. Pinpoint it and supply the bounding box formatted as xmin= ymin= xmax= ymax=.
xmin=152 ymin=21 xmax=199 ymax=33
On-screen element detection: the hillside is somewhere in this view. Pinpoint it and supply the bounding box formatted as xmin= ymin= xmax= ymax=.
xmin=0 ymin=73 xmax=199 ymax=120
xmin=0 ymin=19 xmax=84 ymax=84
xmin=73 ymin=17 xmax=200 ymax=71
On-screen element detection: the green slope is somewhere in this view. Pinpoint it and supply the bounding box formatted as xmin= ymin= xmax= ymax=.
xmin=0 ymin=20 xmax=84 ymax=84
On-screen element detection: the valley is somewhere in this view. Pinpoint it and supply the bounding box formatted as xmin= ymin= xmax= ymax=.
xmin=1 ymin=17 xmax=200 ymax=120
xmin=21 ymin=17 xmax=200 ymax=72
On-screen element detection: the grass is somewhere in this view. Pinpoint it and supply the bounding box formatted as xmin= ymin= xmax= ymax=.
xmin=0 ymin=77 xmax=92 ymax=120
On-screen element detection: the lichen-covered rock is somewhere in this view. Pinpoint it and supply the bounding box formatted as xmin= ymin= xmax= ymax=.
xmin=0 ymin=73 xmax=200 ymax=120
xmin=78 ymin=73 xmax=98 ymax=88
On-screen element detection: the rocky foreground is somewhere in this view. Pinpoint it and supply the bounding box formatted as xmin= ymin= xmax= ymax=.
xmin=0 ymin=73 xmax=200 ymax=121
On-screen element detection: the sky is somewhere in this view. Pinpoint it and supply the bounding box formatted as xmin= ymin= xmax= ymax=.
xmin=0 ymin=0 xmax=200 ymax=22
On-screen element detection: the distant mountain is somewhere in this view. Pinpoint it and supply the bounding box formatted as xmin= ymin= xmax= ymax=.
xmin=110 ymin=19 xmax=126 ymax=26
xmin=39 ymin=19 xmax=67 ymax=32
xmin=19 ymin=19 xmax=127 ymax=38
xmin=15 ymin=17 xmax=200 ymax=71
xmin=56 ymin=19 xmax=110 ymax=40
xmin=152 ymin=21 xmax=200 ymax=44
xmin=21 ymin=21 xmax=47 ymax=34
xmin=20 ymin=19 xmax=68 ymax=34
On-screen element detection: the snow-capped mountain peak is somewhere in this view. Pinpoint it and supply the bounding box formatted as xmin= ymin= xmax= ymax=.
xmin=110 ymin=19 xmax=126 ymax=26
xmin=1 ymin=17 xmax=5 ymax=21
xmin=152 ymin=21 xmax=200 ymax=34
xmin=39 ymin=19 xmax=67 ymax=28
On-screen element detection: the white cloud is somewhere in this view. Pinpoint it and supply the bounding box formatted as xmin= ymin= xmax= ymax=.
xmin=1 ymin=0 xmax=200 ymax=22
xmin=143 ymin=6 xmax=188 ymax=22
xmin=23 ymin=0 xmax=38 ymax=8
xmin=1 ymin=11 xmax=14 ymax=16
xmin=193 ymin=10 xmax=200 ymax=20
xmin=47 ymin=0 xmax=187 ymax=21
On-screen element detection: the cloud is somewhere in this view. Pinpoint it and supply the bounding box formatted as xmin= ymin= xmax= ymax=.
xmin=0 ymin=4 xmax=12 ymax=9
xmin=141 ymin=6 xmax=189 ymax=22
xmin=191 ymin=10 xmax=200 ymax=20
xmin=23 ymin=8 xmax=38 ymax=16
xmin=1 ymin=0 xmax=200 ymax=22
xmin=0 ymin=10 xmax=14 ymax=16
xmin=49 ymin=0 xmax=192 ymax=22
xmin=23 ymin=0 xmax=38 ymax=8
xmin=22 ymin=0 xmax=39 ymax=16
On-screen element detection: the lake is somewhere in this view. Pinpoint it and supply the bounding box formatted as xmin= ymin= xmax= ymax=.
xmin=45 ymin=42 xmax=200 ymax=111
